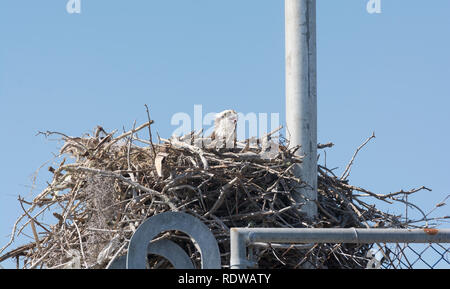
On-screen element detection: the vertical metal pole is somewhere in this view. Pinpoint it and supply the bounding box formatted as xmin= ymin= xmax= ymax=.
xmin=285 ymin=0 xmax=317 ymax=219
xmin=230 ymin=228 xmax=248 ymax=269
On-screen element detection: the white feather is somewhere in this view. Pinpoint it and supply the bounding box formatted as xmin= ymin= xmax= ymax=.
xmin=213 ymin=110 xmax=237 ymax=143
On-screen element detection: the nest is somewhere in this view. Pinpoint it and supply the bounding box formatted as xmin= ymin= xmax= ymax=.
xmin=0 ymin=119 xmax=444 ymax=269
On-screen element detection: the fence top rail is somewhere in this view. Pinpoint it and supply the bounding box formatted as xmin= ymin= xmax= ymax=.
xmin=230 ymin=228 xmax=450 ymax=244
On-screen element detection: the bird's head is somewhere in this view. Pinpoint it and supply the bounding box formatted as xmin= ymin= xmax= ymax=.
xmin=215 ymin=109 xmax=238 ymax=124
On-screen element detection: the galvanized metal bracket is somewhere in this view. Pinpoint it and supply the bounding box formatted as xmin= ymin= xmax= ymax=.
xmin=108 ymin=239 xmax=194 ymax=269
xmin=126 ymin=211 xmax=221 ymax=269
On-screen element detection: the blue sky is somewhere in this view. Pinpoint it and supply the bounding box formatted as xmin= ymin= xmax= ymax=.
xmin=1 ymin=0 xmax=449 ymax=268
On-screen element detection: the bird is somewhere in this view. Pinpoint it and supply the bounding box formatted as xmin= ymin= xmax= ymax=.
xmin=210 ymin=109 xmax=238 ymax=148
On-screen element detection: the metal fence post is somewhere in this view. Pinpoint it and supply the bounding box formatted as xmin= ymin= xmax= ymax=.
xmin=230 ymin=228 xmax=249 ymax=269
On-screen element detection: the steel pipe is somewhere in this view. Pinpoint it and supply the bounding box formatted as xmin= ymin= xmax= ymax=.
xmin=285 ymin=0 xmax=318 ymax=219
xmin=230 ymin=228 xmax=450 ymax=269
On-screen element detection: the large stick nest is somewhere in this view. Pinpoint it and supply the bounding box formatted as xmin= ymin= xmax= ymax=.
xmin=0 ymin=120 xmax=444 ymax=269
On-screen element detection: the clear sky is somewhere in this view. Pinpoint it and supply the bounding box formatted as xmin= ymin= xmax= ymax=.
xmin=1 ymin=0 xmax=449 ymax=269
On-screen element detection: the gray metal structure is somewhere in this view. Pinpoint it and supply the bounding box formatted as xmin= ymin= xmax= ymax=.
xmin=108 ymin=239 xmax=194 ymax=269
xmin=126 ymin=211 xmax=221 ymax=269
xmin=285 ymin=0 xmax=318 ymax=219
xmin=230 ymin=227 xmax=450 ymax=269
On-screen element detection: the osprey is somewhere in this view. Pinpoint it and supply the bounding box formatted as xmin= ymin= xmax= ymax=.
xmin=211 ymin=109 xmax=238 ymax=148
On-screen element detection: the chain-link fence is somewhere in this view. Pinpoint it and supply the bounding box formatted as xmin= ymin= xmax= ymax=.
xmin=282 ymin=242 xmax=450 ymax=269
xmin=230 ymin=228 xmax=450 ymax=269
xmin=366 ymin=242 xmax=449 ymax=269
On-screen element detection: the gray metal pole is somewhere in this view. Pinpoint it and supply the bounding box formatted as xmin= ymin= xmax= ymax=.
xmin=285 ymin=0 xmax=318 ymax=219
xmin=230 ymin=228 xmax=450 ymax=269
